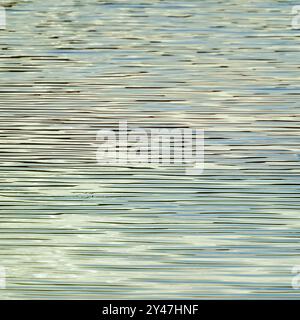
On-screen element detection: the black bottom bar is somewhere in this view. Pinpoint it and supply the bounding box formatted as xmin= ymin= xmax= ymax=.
xmin=0 ymin=300 xmax=299 ymax=319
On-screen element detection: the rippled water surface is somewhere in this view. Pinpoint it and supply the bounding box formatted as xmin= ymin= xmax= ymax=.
xmin=0 ymin=0 xmax=300 ymax=299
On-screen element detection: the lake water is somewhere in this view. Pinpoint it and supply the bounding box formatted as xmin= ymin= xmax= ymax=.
xmin=0 ymin=0 xmax=300 ymax=299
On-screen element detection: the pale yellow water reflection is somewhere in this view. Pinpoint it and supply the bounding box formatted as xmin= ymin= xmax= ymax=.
xmin=0 ymin=0 xmax=299 ymax=299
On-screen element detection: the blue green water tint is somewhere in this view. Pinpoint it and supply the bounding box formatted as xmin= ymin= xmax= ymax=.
xmin=0 ymin=0 xmax=299 ymax=299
